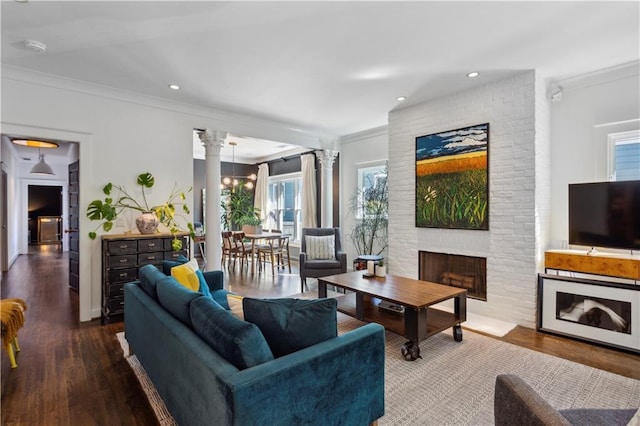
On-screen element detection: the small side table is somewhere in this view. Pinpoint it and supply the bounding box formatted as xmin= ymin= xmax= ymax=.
xmin=353 ymin=255 xmax=384 ymax=271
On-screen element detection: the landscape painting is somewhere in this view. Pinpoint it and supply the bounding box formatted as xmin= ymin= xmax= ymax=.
xmin=415 ymin=123 xmax=489 ymax=230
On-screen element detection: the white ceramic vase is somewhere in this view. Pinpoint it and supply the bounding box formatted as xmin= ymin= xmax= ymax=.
xmin=136 ymin=211 xmax=159 ymax=234
xmin=375 ymin=265 xmax=386 ymax=277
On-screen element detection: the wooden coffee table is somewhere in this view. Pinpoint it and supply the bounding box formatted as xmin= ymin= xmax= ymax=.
xmin=318 ymin=272 xmax=467 ymax=359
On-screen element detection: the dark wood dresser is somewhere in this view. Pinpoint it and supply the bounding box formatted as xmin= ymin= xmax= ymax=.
xmin=101 ymin=232 xmax=190 ymax=324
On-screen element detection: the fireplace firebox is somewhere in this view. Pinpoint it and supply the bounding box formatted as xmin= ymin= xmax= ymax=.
xmin=419 ymin=251 xmax=487 ymax=301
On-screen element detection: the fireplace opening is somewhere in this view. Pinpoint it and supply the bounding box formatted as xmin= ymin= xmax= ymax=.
xmin=419 ymin=251 xmax=487 ymax=301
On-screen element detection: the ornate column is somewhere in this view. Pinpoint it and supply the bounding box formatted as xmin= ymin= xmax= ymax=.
xmin=315 ymin=149 xmax=339 ymax=228
xmin=199 ymin=129 xmax=226 ymax=273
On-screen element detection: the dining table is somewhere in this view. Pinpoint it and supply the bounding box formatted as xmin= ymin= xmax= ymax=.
xmin=242 ymin=232 xmax=286 ymax=275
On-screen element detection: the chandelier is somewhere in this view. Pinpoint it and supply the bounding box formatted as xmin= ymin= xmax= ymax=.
xmin=222 ymin=141 xmax=257 ymax=189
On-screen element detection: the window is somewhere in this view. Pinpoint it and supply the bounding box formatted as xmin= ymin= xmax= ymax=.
xmin=608 ymin=130 xmax=640 ymax=181
xmin=267 ymin=173 xmax=302 ymax=242
xmin=356 ymin=164 xmax=387 ymax=219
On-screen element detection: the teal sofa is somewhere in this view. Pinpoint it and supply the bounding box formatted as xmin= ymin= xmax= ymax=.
xmin=124 ymin=264 xmax=385 ymax=426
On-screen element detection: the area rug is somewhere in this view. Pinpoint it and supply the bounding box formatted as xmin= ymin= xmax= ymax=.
xmin=117 ymin=314 xmax=640 ymax=425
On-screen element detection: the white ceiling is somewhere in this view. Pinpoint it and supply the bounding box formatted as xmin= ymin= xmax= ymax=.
xmin=2 ymin=1 xmax=639 ymax=162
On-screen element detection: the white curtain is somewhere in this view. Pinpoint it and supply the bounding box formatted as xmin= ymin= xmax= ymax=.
xmin=301 ymin=154 xmax=317 ymax=228
xmin=254 ymin=163 xmax=270 ymax=228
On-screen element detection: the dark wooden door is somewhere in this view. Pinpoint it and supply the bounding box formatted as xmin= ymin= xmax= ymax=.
xmin=68 ymin=160 xmax=79 ymax=292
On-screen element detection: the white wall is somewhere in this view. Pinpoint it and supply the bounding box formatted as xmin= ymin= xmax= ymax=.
xmin=339 ymin=127 xmax=388 ymax=263
xmin=1 ymin=66 xmax=324 ymax=321
xmin=388 ymin=71 xmax=550 ymax=328
xmin=549 ymin=62 xmax=640 ymax=251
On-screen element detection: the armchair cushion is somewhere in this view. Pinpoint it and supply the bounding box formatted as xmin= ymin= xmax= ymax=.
xmin=243 ymin=297 xmax=338 ymax=357
xmin=305 ymin=235 xmax=336 ymax=260
xmin=494 ymin=374 xmax=637 ymax=426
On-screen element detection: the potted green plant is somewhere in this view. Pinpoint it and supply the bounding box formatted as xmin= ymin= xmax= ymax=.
xmin=86 ymin=172 xmax=194 ymax=250
xmin=221 ymin=183 xmax=262 ymax=233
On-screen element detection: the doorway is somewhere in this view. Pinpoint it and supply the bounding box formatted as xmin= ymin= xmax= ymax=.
xmin=28 ymin=185 xmax=63 ymax=248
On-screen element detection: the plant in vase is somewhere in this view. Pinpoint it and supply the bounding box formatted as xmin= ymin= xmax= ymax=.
xmin=86 ymin=172 xmax=194 ymax=250
xmin=375 ymin=260 xmax=386 ymax=277
xmin=221 ymin=183 xmax=262 ymax=233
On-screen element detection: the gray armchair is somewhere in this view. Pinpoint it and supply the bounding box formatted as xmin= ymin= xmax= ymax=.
xmin=299 ymin=227 xmax=348 ymax=292
xmin=494 ymin=374 xmax=637 ymax=426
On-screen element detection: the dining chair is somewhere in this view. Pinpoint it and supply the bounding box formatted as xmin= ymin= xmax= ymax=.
xmin=221 ymin=231 xmax=235 ymax=270
xmin=233 ymin=232 xmax=252 ymax=272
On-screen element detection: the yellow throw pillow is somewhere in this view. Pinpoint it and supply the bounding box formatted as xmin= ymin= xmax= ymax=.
xmin=170 ymin=258 xmax=201 ymax=292
xmin=227 ymin=294 xmax=245 ymax=320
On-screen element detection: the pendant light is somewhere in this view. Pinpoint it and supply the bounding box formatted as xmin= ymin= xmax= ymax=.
xmin=30 ymin=149 xmax=55 ymax=175
xmin=222 ymin=141 xmax=256 ymax=189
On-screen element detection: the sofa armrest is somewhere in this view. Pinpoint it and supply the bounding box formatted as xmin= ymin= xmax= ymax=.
xmin=229 ymin=323 xmax=385 ymax=425
xmin=202 ymin=270 xmax=224 ymax=291
xmin=495 ymin=374 xmax=571 ymax=426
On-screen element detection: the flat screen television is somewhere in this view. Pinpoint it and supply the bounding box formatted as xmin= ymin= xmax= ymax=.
xmin=568 ymin=180 xmax=640 ymax=251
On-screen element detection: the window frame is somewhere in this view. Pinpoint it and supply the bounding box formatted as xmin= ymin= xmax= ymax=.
xmin=607 ymin=129 xmax=640 ymax=181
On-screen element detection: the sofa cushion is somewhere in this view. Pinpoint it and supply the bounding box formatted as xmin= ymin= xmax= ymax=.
xmin=170 ymin=258 xmax=213 ymax=298
xmin=162 ymin=254 xmax=189 ymax=275
xmin=190 ymin=297 xmax=274 ymax=370
xmin=138 ymin=264 xmax=167 ymax=300
xmin=211 ymin=289 xmax=230 ymax=310
xmin=305 ymin=235 xmax=335 ymax=260
xmin=243 ymin=297 xmax=338 ymax=357
xmin=157 ymin=276 xmax=202 ymax=327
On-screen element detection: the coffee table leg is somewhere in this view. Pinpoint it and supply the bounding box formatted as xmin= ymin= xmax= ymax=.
xmin=401 ymin=340 xmax=422 ymax=361
xmin=453 ymin=324 xmax=463 ymax=342
xmin=318 ymin=280 xmax=327 ymax=298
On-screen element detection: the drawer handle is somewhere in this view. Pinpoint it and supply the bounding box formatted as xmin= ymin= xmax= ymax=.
xmin=119 ymin=245 xmax=129 ymax=249
xmin=148 ymin=243 xmax=156 ymax=248
xmin=119 ymin=273 xmax=128 ymax=278
xmin=119 ymin=259 xmax=129 ymax=263
xmin=147 ymin=256 xmax=156 ymax=260
xmin=120 ymin=287 xmax=125 ymax=293
xmin=119 ymin=301 xmax=124 ymax=307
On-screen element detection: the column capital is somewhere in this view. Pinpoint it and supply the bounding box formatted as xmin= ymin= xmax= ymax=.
xmin=315 ymin=149 xmax=339 ymax=168
xmin=199 ymin=129 xmax=227 ymax=153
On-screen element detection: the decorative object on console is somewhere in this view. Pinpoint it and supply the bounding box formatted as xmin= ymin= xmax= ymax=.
xmin=375 ymin=260 xmax=386 ymax=277
xmin=415 ymin=123 xmax=489 ymax=230
xmin=86 ymin=172 xmax=194 ymax=250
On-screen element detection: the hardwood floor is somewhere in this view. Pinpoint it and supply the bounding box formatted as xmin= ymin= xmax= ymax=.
xmin=1 ymin=247 xmax=638 ymax=425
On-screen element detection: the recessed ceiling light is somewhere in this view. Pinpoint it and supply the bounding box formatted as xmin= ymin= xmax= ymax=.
xmin=168 ymin=84 xmax=180 ymax=90
xmin=396 ymin=96 xmax=407 ymax=102
xmin=11 ymin=139 xmax=59 ymax=149
xmin=24 ymin=40 xmax=46 ymax=54
xmin=466 ymin=72 xmax=479 ymax=78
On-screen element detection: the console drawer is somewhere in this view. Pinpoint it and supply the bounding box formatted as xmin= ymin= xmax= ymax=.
xmin=108 ymin=254 xmax=137 ymax=268
xmin=138 ymin=239 xmax=163 ymax=253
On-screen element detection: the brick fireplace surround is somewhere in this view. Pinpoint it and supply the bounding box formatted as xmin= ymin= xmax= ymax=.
xmin=387 ymin=70 xmax=551 ymax=328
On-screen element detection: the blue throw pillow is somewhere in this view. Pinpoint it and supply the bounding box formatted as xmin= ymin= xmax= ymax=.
xmin=190 ymin=297 xmax=274 ymax=370
xmin=243 ymin=298 xmax=338 ymax=358
xmin=162 ymin=254 xmax=189 ymax=275
xmin=138 ymin=264 xmax=167 ymax=300
xmin=156 ymin=276 xmax=202 ymax=327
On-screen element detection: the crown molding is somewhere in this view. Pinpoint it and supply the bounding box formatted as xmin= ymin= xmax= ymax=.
xmin=551 ymin=60 xmax=640 ymax=92
xmin=340 ymin=125 xmax=388 ymax=145
xmin=1 ymin=65 xmax=325 ymax=148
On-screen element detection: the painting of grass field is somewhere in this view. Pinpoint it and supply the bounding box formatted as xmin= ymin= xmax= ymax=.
xmin=415 ymin=123 xmax=489 ymax=230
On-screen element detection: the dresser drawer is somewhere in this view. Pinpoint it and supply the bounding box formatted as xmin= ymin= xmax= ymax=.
xmin=108 ymin=254 xmax=138 ymax=268
xmin=105 ymin=281 xmax=127 ymax=298
xmin=107 ymin=240 xmax=137 ymax=255
xmin=106 ymin=296 xmax=125 ymax=314
xmin=138 ymin=252 xmax=164 ymax=266
xmin=164 ymin=236 xmax=189 ymax=251
xmin=164 ymin=250 xmax=188 ymax=260
xmin=138 ymin=238 xmax=163 ymax=253
xmin=107 ymin=267 xmax=138 ymax=283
